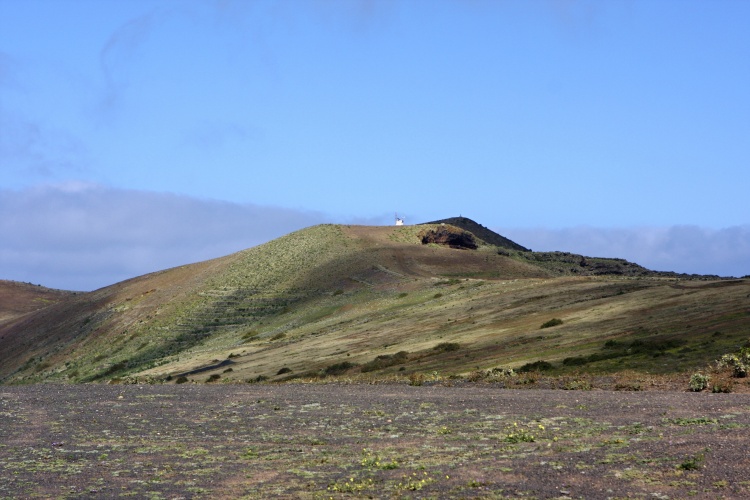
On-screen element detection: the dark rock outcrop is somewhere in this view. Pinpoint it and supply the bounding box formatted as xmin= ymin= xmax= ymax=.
xmin=420 ymin=217 xmax=530 ymax=252
xmin=419 ymin=226 xmax=478 ymax=249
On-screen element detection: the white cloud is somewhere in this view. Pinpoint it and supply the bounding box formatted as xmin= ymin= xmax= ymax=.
xmin=498 ymin=225 xmax=750 ymax=278
xmin=0 ymin=184 xmax=328 ymax=290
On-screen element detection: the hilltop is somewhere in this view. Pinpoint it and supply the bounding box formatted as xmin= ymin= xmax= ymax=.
xmin=0 ymin=218 xmax=747 ymax=387
xmin=421 ymin=216 xmax=531 ymax=251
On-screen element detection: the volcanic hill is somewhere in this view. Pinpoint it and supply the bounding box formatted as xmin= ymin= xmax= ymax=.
xmin=1 ymin=218 xmax=747 ymax=385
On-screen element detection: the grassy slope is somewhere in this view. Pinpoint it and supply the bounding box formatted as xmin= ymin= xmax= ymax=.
xmin=1 ymin=223 xmax=748 ymax=384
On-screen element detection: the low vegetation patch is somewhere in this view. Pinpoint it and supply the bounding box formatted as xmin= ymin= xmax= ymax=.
xmin=433 ymin=342 xmax=461 ymax=352
xmin=540 ymin=318 xmax=564 ymax=329
xmin=323 ymin=361 xmax=357 ymax=376
xmin=361 ymin=351 xmax=409 ymax=373
xmin=517 ymin=360 xmax=554 ymax=373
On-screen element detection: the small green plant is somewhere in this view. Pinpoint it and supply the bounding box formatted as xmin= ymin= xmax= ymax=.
xmin=276 ymin=367 xmax=292 ymax=375
xmin=328 ymin=477 xmax=374 ymax=493
xmin=688 ymin=372 xmax=710 ymax=392
xmin=360 ymin=448 xmax=398 ymax=470
xmin=540 ymin=318 xmax=563 ymax=329
xmin=679 ymin=450 xmax=707 ymax=470
xmin=396 ymin=471 xmax=434 ymax=491
xmin=504 ymin=426 xmax=536 ymax=443
xmin=562 ymin=379 xmax=592 ymax=391
xmin=206 ymin=374 xmax=221 ymax=382
xmin=175 ymin=376 xmax=188 ymax=384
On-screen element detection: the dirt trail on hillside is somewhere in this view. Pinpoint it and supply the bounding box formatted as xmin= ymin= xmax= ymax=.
xmin=1 ymin=384 xmax=748 ymax=498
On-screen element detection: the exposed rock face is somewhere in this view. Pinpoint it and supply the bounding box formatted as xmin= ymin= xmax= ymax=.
xmin=419 ymin=225 xmax=478 ymax=249
xmin=420 ymin=216 xmax=530 ymax=252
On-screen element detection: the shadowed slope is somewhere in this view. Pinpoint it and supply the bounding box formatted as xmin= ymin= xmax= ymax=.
xmin=0 ymin=281 xmax=73 ymax=326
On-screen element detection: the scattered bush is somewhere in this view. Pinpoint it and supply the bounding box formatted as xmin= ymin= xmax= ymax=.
xmin=361 ymin=351 xmax=409 ymax=373
xmin=270 ymin=332 xmax=286 ymax=341
xmin=679 ymin=450 xmax=707 ymax=470
xmin=688 ymin=372 xmax=710 ymax=392
xmin=175 ymin=376 xmax=188 ymax=384
xmin=277 ymin=367 xmax=292 ymax=375
xmin=323 ymin=361 xmax=357 ymax=376
xmin=540 ymin=318 xmax=563 ymax=329
xmin=408 ymin=372 xmax=425 ymax=386
xmin=206 ymin=374 xmax=221 ymax=382
xmin=433 ymin=342 xmax=460 ymax=352
xmin=716 ymin=348 xmax=749 ymax=378
xmin=562 ymin=379 xmax=592 ymax=391
xmin=467 ymin=367 xmax=516 ymax=382
xmin=517 ymin=360 xmax=554 ymax=373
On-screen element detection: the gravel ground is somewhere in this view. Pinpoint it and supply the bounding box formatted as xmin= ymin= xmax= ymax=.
xmin=1 ymin=383 xmax=749 ymax=499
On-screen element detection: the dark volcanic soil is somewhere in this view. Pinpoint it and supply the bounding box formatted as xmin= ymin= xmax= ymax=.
xmin=1 ymin=383 xmax=748 ymax=499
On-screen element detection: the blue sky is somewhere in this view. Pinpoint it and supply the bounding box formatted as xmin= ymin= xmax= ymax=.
xmin=1 ymin=0 xmax=749 ymax=290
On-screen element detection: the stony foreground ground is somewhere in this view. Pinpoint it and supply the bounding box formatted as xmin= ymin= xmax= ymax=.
xmin=1 ymin=383 xmax=749 ymax=499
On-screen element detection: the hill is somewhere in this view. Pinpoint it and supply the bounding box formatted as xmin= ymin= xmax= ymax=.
xmin=1 ymin=218 xmax=747 ymax=386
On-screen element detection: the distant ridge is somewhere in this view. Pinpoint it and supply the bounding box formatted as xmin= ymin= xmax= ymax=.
xmin=420 ymin=216 xmax=530 ymax=252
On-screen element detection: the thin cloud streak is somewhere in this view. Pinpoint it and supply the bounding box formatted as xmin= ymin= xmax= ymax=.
xmin=0 ymin=184 xmax=328 ymax=291
xmin=499 ymin=226 xmax=750 ymax=278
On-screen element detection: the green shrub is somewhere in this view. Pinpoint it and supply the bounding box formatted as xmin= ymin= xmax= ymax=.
xmin=540 ymin=318 xmax=563 ymax=329
xmin=175 ymin=376 xmax=188 ymax=384
xmin=717 ymin=348 xmax=750 ymax=378
xmin=276 ymin=367 xmax=292 ymax=375
xmin=688 ymin=372 xmax=710 ymax=392
xmin=361 ymin=351 xmax=409 ymax=372
xmin=206 ymin=374 xmax=221 ymax=383
xmin=323 ymin=361 xmax=357 ymax=376
xmin=517 ymin=360 xmax=553 ymax=373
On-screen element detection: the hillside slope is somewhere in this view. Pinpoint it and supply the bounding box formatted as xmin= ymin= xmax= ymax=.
xmin=1 ymin=220 xmax=747 ymax=385
xmin=0 ymin=281 xmax=73 ymax=326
